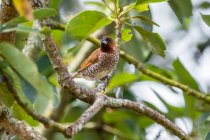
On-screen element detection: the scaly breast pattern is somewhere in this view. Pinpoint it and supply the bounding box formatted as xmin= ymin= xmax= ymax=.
xmin=80 ymin=50 xmax=119 ymax=80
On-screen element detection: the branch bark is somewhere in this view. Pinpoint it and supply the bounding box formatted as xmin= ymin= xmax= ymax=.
xmin=0 ymin=0 xmax=192 ymax=139
xmin=66 ymin=95 xmax=105 ymax=137
xmin=0 ymin=104 xmax=47 ymax=140
xmin=44 ymin=21 xmax=210 ymax=104
xmin=42 ymin=34 xmax=191 ymax=139
xmin=0 ymin=0 xmax=18 ymax=43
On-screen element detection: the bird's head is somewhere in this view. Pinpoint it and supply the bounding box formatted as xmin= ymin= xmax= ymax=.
xmin=100 ymin=36 xmax=116 ymax=52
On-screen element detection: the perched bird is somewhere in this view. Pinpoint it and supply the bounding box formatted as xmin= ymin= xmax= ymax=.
xmin=71 ymin=36 xmax=119 ymax=83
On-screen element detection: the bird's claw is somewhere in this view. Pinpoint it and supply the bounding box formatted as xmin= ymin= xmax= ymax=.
xmin=95 ymin=81 xmax=107 ymax=93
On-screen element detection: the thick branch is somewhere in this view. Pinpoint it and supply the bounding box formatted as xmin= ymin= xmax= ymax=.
xmin=1 ymin=34 xmax=190 ymax=139
xmin=43 ymin=36 xmax=96 ymax=103
xmin=66 ymin=95 xmax=105 ymax=137
xmin=85 ymin=37 xmax=210 ymax=104
xmin=0 ymin=104 xmax=46 ymax=140
xmin=104 ymin=97 xmax=191 ymax=140
xmin=0 ymin=0 xmax=18 ymax=43
xmin=47 ymin=21 xmax=209 ymax=104
xmin=42 ymin=30 xmax=191 ymax=140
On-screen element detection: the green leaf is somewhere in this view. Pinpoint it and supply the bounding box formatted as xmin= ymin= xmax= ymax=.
xmin=50 ymin=0 xmax=62 ymax=9
xmin=33 ymin=8 xmax=58 ymax=20
xmin=136 ymin=0 xmax=166 ymax=5
xmin=12 ymin=102 xmax=38 ymax=126
xmin=135 ymin=4 xmax=149 ymax=12
xmin=119 ymin=3 xmax=136 ymax=16
xmin=168 ymin=0 xmax=192 ymax=24
xmin=173 ymin=59 xmax=199 ymax=118
xmin=134 ymin=26 xmax=166 ymax=57
xmin=0 ymin=8 xmax=58 ymax=33
xmin=0 ymin=17 xmax=27 ymax=30
xmin=107 ymin=73 xmax=139 ymax=90
xmin=173 ymin=59 xmax=199 ymax=90
xmin=0 ymin=43 xmax=55 ymax=98
xmin=146 ymin=64 xmax=174 ymax=79
xmin=130 ymin=16 xmax=160 ymax=27
xmin=84 ymin=1 xmax=105 ymax=9
xmin=199 ymin=2 xmax=210 ymax=9
xmin=66 ymin=10 xmax=112 ymax=39
xmin=0 ymin=62 xmax=32 ymax=105
xmin=122 ymin=28 xmax=133 ymax=42
xmin=135 ymin=0 xmax=166 ymax=12
xmin=0 ymin=84 xmax=15 ymax=107
xmin=201 ymin=14 xmax=210 ymax=27
xmin=205 ymin=132 xmax=210 ymax=140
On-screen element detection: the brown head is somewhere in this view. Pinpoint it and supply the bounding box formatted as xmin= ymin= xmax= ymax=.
xmin=100 ymin=36 xmax=116 ymax=52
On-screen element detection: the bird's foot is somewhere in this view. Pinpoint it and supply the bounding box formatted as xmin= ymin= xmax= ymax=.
xmin=94 ymin=74 xmax=111 ymax=93
xmin=95 ymin=81 xmax=107 ymax=93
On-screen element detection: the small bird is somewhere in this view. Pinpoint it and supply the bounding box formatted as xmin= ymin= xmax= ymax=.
xmin=71 ymin=36 xmax=119 ymax=83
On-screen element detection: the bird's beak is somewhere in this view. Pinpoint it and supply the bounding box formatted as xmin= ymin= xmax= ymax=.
xmin=101 ymin=39 xmax=107 ymax=44
xmin=100 ymin=37 xmax=107 ymax=45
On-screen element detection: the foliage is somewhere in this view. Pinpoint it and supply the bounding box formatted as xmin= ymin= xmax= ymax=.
xmin=0 ymin=0 xmax=210 ymax=139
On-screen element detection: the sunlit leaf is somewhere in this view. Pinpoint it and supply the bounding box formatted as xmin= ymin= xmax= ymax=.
xmin=122 ymin=28 xmax=133 ymax=42
xmin=135 ymin=0 xmax=166 ymax=12
xmin=201 ymin=14 xmax=210 ymax=27
xmin=0 ymin=43 xmax=56 ymax=98
xmin=13 ymin=0 xmax=33 ymax=20
xmin=135 ymin=4 xmax=149 ymax=12
xmin=33 ymin=8 xmax=58 ymax=20
xmin=66 ymin=10 xmax=112 ymax=39
xmin=0 ymin=84 xmax=14 ymax=107
xmin=136 ymin=0 xmax=166 ymax=5
xmin=12 ymin=102 xmax=38 ymax=126
xmin=134 ymin=26 xmax=166 ymax=57
xmin=119 ymin=3 xmax=136 ymax=16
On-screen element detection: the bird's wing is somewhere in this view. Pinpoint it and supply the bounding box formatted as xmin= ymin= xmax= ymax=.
xmin=79 ymin=48 xmax=100 ymax=71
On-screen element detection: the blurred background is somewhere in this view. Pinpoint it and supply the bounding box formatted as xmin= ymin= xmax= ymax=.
xmin=1 ymin=0 xmax=210 ymax=140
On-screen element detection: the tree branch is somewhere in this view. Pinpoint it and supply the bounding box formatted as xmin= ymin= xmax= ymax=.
xmin=0 ymin=103 xmax=47 ymax=140
xmin=66 ymin=95 xmax=105 ymax=137
xmin=86 ymin=36 xmax=210 ymax=104
xmin=104 ymin=97 xmax=191 ymax=140
xmin=0 ymin=0 xmax=18 ymax=44
xmin=119 ymin=51 xmax=210 ymax=104
xmin=0 ymin=0 xmax=192 ymax=138
xmin=41 ymin=21 xmax=191 ymax=140
xmin=45 ymin=21 xmax=210 ymax=104
xmin=3 ymin=74 xmax=67 ymax=136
